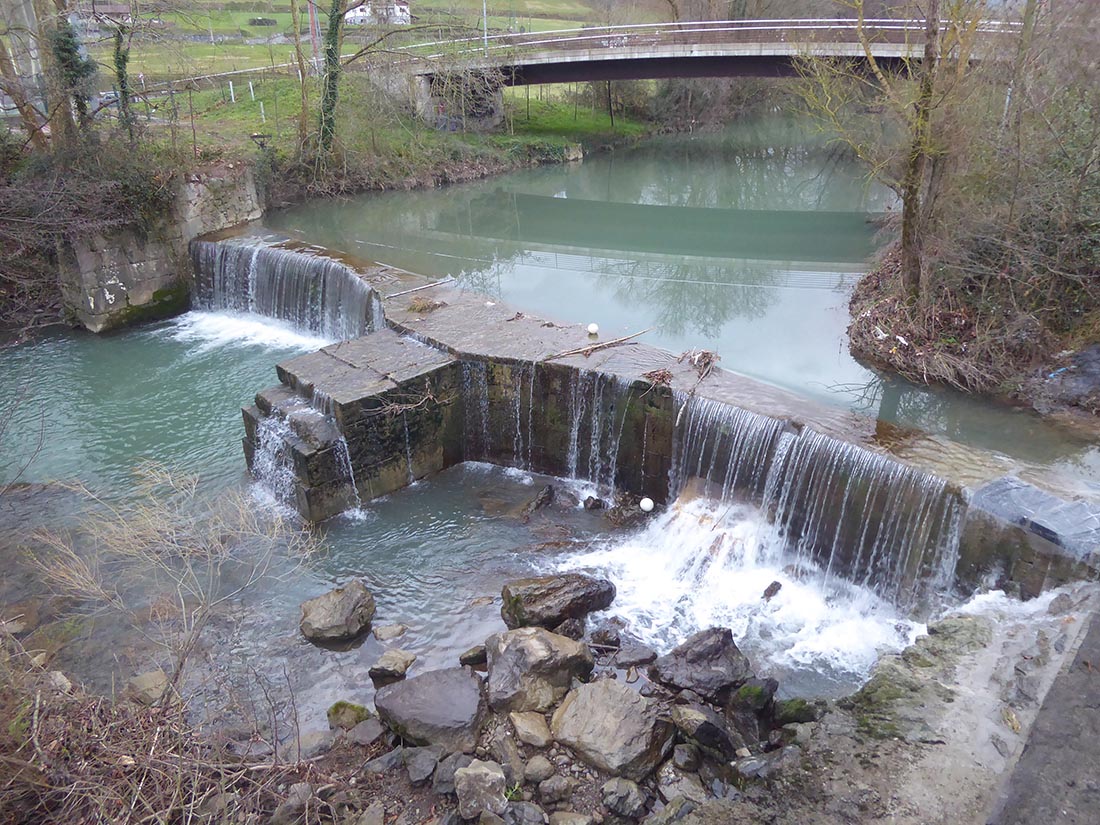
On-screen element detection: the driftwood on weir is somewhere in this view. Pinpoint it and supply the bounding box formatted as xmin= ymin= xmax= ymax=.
xmin=545 ymin=329 xmax=652 ymax=361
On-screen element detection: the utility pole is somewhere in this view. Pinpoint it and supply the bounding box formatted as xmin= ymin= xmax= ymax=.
xmin=483 ymin=0 xmax=489 ymax=53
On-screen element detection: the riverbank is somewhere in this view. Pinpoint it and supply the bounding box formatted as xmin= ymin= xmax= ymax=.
xmin=4 ymin=572 xmax=1094 ymax=824
xmin=0 ymin=90 xmax=651 ymax=345
xmin=849 ymin=247 xmax=1100 ymax=436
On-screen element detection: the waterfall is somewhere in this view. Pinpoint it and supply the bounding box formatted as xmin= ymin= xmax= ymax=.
xmin=763 ymin=429 xmax=963 ymax=611
xmin=250 ymin=415 xmax=298 ymax=509
xmin=191 ymin=237 xmax=381 ymax=341
xmin=462 ymin=361 xmax=492 ymax=460
xmin=565 ymin=371 xmax=633 ymax=491
xmin=667 ymin=396 xmax=963 ymax=613
xmin=669 ymin=395 xmax=788 ymax=502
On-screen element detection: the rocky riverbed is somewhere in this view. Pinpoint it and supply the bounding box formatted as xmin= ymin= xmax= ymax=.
xmin=243 ymin=572 xmax=1099 ymax=825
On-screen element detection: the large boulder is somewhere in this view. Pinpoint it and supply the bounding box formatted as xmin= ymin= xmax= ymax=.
xmin=375 ymin=668 xmax=487 ymax=753
xmin=550 ymin=679 xmax=674 ymax=781
xmin=649 ymin=628 xmax=752 ymax=703
xmin=299 ymin=580 xmax=376 ymax=643
xmin=501 ymin=574 xmax=616 ymax=630
xmin=487 ymin=627 xmax=595 ymax=713
xmin=454 ymin=760 xmax=508 ymax=819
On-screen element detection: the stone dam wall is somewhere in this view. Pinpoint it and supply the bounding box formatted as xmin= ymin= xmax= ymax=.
xmin=226 ymin=239 xmax=1100 ymax=609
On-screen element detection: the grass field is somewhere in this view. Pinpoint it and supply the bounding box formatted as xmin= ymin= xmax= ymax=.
xmin=81 ymin=0 xmax=664 ymax=83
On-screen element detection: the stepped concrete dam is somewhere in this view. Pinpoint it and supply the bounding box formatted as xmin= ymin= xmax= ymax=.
xmin=190 ymin=233 xmax=1100 ymax=617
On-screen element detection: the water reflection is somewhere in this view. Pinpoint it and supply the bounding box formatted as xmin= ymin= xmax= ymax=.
xmin=266 ymin=117 xmax=1097 ymax=481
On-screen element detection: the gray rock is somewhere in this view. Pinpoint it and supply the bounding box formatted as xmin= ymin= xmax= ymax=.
xmin=525 ymin=754 xmax=556 ymax=784
xmin=602 ymin=778 xmax=647 ymax=818
xmin=328 ymin=701 xmax=371 ymax=731
xmin=375 ymin=668 xmax=487 ymax=753
xmin=294 ymin=729 xmax=336 ymax=759
xmin=656 ymin=761 xmax=708 ymax=805
xmin=641 ymin=796 xmax=695 ymax=825
xmin=480 ymin=814 xmax=505 ymax=825
xmin=510 ymin=711 xmax=553 ymax=748
xmin=548 ymin=814 xmax=590 ymax=825
xmin=348 ymin=718 xmax=386 ymax=747
xmin=771 ymin=699 xmax=822 ymax=726
xmin=732 ymin=746 xmax=800 ymax=780
xmin=462 ymin=645 xmax=489 ymax=667
xmin=126 ymin=670 xmax=170 ymax=706
xmin=501 ymin=574 xmax=616 ymax=630
xmin=486 ymin=628 xmax=594 ymax=713
xmin=455 ymin=760 xmax=508 ymax=819
xmin=670 ymin=705 xmax=742 ymax=760
xmin=299 ymin=580 xmax=376 ymax=643
xmin=356 ymin=801 xmax=386 ymax=825
xmin=490 ymin=728 xmax=525 ymax=786
xmin=649 ymin=628 xmax=752 ymax=703
xmin=550 ymin=679 xmax=675 ymax=781
xmin=374 ymin=623 xmax=409 ymax=642
xmin=406 ymin=745 xmax=444 ymax=785
xmin=672 ymin=744 xmax=700 ymax=772
xmin=370 ymin=648 xmax=417 ymax=687
xmin=363 ymin=746 xmax=405 ymax=774
xmin=505 ymin=802 xmax=549 ymax=825
xmin=270 ymin=782 xmax=312 ymax=825
xmin=675 ymin=799 xmax=757 ymax=824
xmin=728 ymin=678 xmax=777 ymax=714
xmin=538 ymin=774 xmax=576 ymax=805
xmin=617 ymin=644 xmax=657 ymax=668
xmin=434 ymin=752 xmax=475 ymax=795
xmin=553 ymin=618 xmax=586 ymax=640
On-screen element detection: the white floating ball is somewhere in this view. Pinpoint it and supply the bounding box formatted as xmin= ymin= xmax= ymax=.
xmin=639 ymin=497 xmax=654 ymax=513
xmin=587 ymin=323 xmax=600 ymax=336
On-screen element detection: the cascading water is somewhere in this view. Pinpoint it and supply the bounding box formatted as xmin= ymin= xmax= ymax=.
xmin=669 ymin=395 xmax=788 ymax=502
xmin=565 ymin=371 xmax=634 ymax=492
xmin=191 ymin=236 xmax=382 ymax=341
xmin=250 ymin=415 xmax=299 ymax=510
xmin=663 ymin=395 xmax=963 ymax=612
xmin=462 ymin=361 xmax=493 ymax=461
xmin=561 ymin=498 xmax=923 ymax=697
xmin=763 ymin=428 xmax=963 ymax=612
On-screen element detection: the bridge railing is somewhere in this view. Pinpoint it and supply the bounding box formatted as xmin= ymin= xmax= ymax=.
xmin=386 ymin=18 xmax=1021 ymax=65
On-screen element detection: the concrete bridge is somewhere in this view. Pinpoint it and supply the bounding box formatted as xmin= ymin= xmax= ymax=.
xmin=394 ymin=18 xmax=1018 ymax=86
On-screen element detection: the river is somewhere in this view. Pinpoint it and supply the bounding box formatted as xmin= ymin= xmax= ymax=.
xmin=1 ymin=116 xmax=1094 ymax=741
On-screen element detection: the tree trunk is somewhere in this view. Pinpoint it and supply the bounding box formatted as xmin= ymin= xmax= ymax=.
xmin=317 ymin=0 xmax=346 ymax=152
xmin=899 ymin=0 xmax=941 ymax=300
xmin=0 ymin=35 xmax=48 ymax=150
xmin=290 ymin=0 xmax=310 ymax=148
xmin=32 ymin=0 xmax=76 ymax=146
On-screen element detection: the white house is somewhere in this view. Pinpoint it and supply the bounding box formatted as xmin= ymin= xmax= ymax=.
xmin=344 ymin=0 xmax=410 ymax=26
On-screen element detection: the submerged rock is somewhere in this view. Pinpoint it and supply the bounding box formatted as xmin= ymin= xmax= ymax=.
xmin=375 ymin=668 xmax=487 ymax=753
xmin=374 ymin=623 xmax=409 ymax=642
xmin=550 ymin=679 xmax=674 ymax=781
xmin=299 ymin=580 xmax=376 ymax=643
xmin=487 ymin=627 xmax=594 ymax=713
xmin=649 ymin=628 xmax=752 ymax=703
xmin=501 ymin=574 xmax=616 ymax=630
xmin=522 ymin=485 xmax=556 ymax=522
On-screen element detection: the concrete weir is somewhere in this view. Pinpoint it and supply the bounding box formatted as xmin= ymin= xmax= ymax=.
xmin=224 ymin=236 xmax=1100 ymax=609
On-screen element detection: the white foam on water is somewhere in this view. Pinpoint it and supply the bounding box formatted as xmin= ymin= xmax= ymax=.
xmin=500 ymin=466 xmax=536 ymax=486
xmin=168 ymin=311 xmax=333 ymax=352
xmin=559 ymin=497 xmax=923 ymax=694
